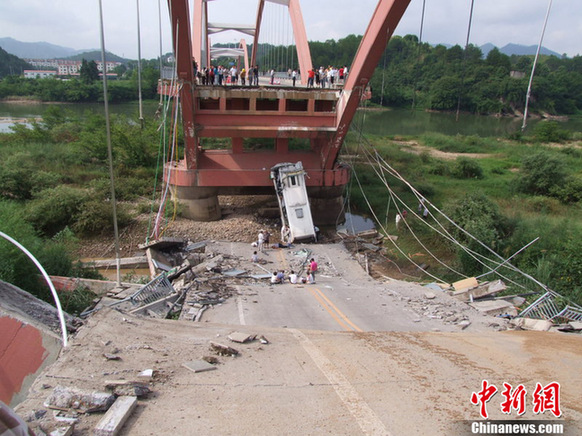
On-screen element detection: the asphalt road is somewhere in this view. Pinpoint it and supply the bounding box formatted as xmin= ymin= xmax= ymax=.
xmin=202 ymin=241 xmax=496 ymax=333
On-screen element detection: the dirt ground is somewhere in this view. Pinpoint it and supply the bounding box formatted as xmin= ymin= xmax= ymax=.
xmin=14 ymin=308 xmax=582 ymax=435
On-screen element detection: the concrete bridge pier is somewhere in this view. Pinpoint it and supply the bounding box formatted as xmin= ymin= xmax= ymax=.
xmin=309 ymin=186 xmax=345 ymax=226
xmin=173 ymin=186 xmax=221 ymax=221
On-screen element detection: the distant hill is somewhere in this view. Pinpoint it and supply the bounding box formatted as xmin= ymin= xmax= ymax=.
xmin=65 ymin=50 xmax=128 ymax=64
xmin=0 ymin=37 xmax=128 ymax=63
xmin=0 ymin=46 xmax=31 ymax=78
xmin=0 ymin=37 xmax=82 ymax=59
xmin=480 ymin=43 xmax=562 ymax=58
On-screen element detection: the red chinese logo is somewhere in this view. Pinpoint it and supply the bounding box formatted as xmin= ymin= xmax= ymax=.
xmin=532 ymin=382 xmax=562 ymax=417
xmin=471 ymin=380 xmax=498 ymax=419
xmin=471 ymin=381 xmax=561 ymax=418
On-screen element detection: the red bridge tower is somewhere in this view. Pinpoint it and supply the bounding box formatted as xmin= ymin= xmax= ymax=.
xmin=165 ymin=0 xmax=410 ymax=222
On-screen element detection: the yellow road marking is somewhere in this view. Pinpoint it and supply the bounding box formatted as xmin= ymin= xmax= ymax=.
xmin=307 ymin=287 xmax=351 ymax=331
xmin=307 ymin=287 xmax=362 ymax=332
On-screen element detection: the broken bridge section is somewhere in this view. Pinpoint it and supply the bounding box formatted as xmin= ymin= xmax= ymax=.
xmin=164 ymin=0 xmax=411 ymax=223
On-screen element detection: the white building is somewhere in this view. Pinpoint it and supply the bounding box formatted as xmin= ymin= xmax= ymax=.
xmin=23 ymin=70 xmax=57 ymax=79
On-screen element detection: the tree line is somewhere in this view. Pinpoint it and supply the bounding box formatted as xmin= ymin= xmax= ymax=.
xmin=1 ymin=35 xmax=581 ymax=116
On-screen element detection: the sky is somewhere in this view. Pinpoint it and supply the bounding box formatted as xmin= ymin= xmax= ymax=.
xmin=0 ymin=0 xmax=580 ymax=60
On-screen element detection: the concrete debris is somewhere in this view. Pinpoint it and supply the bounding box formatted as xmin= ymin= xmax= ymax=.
xmin=52 ymin=410 xmax=79 ymax=424
xmin=457 ymin=320 xmax=472 ymax=330
xmin=103 ymin=353 xmax=121 ymax=361
xmin=452 ymin=279 xmax=506 ymax=303
xmin=469 ymin=300 xmax=518 ymax=318
xmin=104 ymin=380 xmax=151 ymax=398
xmin=510 ymin=317 xmax=553 ymax=332
xmin=137 ymin=369 xmax=154 ymax=380
xmin=183 ymin=360 xmax=217 ymax=373
xmin=452 ymin=277 xmax=479 ymax=292
xmin=45 ymin=386 xmax=116 ymax=413
xmin=93 ymin=396 xmax=138 ymax=436
xmin=210 ymin=342 xmax=239 ymax=357
xmin=202 ymin=356 xmax=220 ymax=364
xmin=228 ymin=332 xmax=256 ymax=343
xmin=49 ymin=425 xmax=74 ymax=436
xmin=259 ymin=335 xmax=270 ymax=344
xmin=424 ymin=292 xmax=436 ymax=300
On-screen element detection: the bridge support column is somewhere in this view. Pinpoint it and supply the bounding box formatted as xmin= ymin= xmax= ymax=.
xmin=308 ymin=186 xmax=345 ymax=226
xmin=172 ymin=186 xmax=221 ymax=221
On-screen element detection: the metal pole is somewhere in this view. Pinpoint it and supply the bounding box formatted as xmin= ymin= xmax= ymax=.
xmin=136 ymin=0 xmax=144 ymax=128
xmin=98 ymin=0 xmax=122 ymax=286
xmin=158 ymin=0 xmax=164 ymax=104
xmin=456 ymin=0 xmax=475 ymax=121
xmin=522 ymin=0 xmax=553 ymax=132
xmin=0 ymin=231 xmax=68 ymax=347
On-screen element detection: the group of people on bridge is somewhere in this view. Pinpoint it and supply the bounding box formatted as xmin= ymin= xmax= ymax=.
xmin=194 ymin=63 xmax=348 ymax=89
xmin=197 ymin=65 xmax=260 ymax=86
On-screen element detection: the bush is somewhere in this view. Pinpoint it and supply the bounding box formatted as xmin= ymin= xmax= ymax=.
xmin=26 ymin=186 xmax=88 ymax=235
xmin=452 ymin=157 xmax=484 ymax=179
xmin=516 ymin=151 xmax=566 ymax=196
xmin=444 ymin=192 xmax=513 ymax=276
xmin=72 ymin=199 xmax=132 ymax=236
xmin=551 ymin=176 xmax=582 ymax=203
xmin=0 ymin=201 xmax=74 ymax=302
xmin=533 ymin=121 xmax=571 ymax=143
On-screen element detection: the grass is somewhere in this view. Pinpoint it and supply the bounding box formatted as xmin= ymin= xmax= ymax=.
xmin=342 ymin=131 xmax=582 ymax=304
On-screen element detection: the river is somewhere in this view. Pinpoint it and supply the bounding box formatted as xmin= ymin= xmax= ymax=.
xmin=1 ymin=100 xmax=581 ymax=136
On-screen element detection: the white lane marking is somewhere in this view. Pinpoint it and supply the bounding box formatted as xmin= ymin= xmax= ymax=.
xmin=290 ymin=329 xmax=391 ymax=436
xmin=237 ymin=295 xmax=246 ymax=326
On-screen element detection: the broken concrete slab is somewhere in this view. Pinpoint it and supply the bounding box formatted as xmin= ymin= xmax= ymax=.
xmin=137 ymin=369 xmax=154 ymax=380
xmin=469 ymin=300 xmax=518 ymax=318
xmin=452 ymin=280 xmax=506 ymax=303
xmin=182 ymin=360 xmax=217 ymax=373
xmin=93 ymin=396 xmax=137 ymax=436
xmin=511 ymin=318 xmax=553 ymax=331
xmin=139 ymin=237 xmax=187 ymax=251
xmin=222 ymin=269 xmax=247 ymax=277
xmin=45 ymin=386 xmax=116 ymax=413
xmin=104 ymin=381 xmax=151 ymax=398
xmin=50 ymin=425 xmax=75 ymax=436
xmin=361 ymin=243 xmax=381 ymax=252
xmin=452 ymin=277 xmax=479 ymax=292
xmin=228 ymin=332 xmax=256 ymax=343
xmin=83 ymin=257 xmax=148 ymax=269
xmin=186 ymin=241 xmax=207 ymax=252
xmin=209 ymin=342 xmax=239 ymax=357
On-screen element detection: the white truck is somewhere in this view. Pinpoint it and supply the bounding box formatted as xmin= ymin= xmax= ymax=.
xmin=270 ymin=162 xmax=317 ymax=243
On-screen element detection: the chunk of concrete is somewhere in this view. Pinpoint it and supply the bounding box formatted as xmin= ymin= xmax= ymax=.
xmin=93 ymin=396 xmax=137 ymax=436
xmin=45 ymin=386 xmax=116 ymax=413
xmin=182 ymin=360 xmax=217 ymax=373
xmin=512 ymin=318 xmax=553 ymax=331
xmin=228 ymin=332 xmax=256 ymax=343
xmin=469 ymin=300 xmax=518 ymax=317
xmin=452 ymin=277 xmax=479 ymax=292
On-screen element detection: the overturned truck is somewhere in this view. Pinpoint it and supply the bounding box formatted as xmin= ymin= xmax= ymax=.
xmin=271 ymin=162 xmax=317 ymax=243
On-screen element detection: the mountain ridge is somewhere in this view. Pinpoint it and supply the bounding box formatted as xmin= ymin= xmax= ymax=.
xmin=0 ymin=36 xmax=565 ymax=61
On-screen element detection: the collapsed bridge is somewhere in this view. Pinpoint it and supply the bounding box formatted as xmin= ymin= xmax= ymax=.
xmin=163 ymin=0 xmax=411 ymax=222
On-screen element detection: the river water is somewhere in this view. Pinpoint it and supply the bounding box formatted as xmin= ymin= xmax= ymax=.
xmin=1 ymin=101 xmax=581 ymax=136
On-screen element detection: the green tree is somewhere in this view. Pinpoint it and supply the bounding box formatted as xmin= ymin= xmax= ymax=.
xmin=445 ymin=193 xmax=513 ymax=276
xmin=516 ymin=151 xmax=566 ymax=196
xmin=79 ymin=59 xmax=99 ymax=84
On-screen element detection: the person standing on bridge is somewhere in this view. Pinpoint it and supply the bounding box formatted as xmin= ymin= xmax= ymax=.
xmin=258 ymin=230 xmax=265 ymax=252
xmin=292 ymin=69 xmax=297 ymax=87
xmin=308 ymin=258 xmax=318 ymax=284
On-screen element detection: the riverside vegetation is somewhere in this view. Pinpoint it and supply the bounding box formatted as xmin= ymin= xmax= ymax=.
xmin=0 ymin=106 xmax=581 ymax=312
